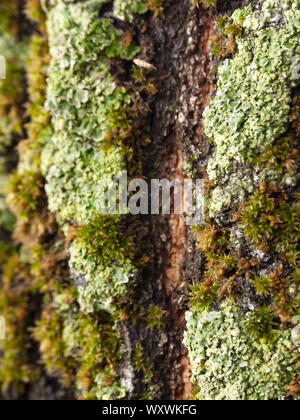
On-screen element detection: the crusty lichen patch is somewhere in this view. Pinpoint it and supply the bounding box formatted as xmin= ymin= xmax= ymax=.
xmin=42 ymin=0 xmax=135 ymax=226
xmin=70 ymin=221 xmax=136 ymax=313
xmin=203 ymin=0 xmax=300 ymax=216
xmin=184 ymin=304 xmax=299 ymax=400
xmin=114 ymin=0 xmax=148 ymax=21
xmin=42 ymin=0 xmax=149 ymax=314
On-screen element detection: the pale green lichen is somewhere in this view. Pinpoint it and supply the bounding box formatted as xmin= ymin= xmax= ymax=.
xmin=42 ymin=0 xmax=148 ymax=316
xmin=184 ymin=304 xmax=299 ymax=400
xmin=39 ymin=0 xmax=149 ymax=397
xmin=203 ymin=0 xmax=300 ymax=216
xmin=185 ymin=0 xmax=300 ymax=401
xmin=42 ymin=143 xmax=126 ymax=225
xmin=70 ymin=239 xmax=136 ymax=314
xmin=42 ymin=0 xmax=143 ymax=225
xmin=114 ymin=0 xmax=148 ymax=22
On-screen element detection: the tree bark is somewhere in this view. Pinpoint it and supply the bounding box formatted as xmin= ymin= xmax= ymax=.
xmin=0 ymin=0 xmax=299 ymax=400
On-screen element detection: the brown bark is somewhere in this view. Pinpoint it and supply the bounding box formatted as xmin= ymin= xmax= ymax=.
xmin=117 ymin=0 xmax=214 ymax=399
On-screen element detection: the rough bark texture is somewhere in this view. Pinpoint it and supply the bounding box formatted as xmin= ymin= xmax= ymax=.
xmin=0 ymin=0 xmax=299 ymax=400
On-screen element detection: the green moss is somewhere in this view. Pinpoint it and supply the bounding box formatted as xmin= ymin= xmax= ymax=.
xmin=251 ymin=275 xmax=273 ymax=297
xmin=191 ymin=224 xmax=239 ymax=311
xmin=241 ymin=190 xmax=300 ymax=253
xmin=19 ymin=34 xmax=52 ymax=174
xmin=77 ymin=215 xmax=134 ymax=263
xmin=8 ymin=171 xmax=44 ymax=217
xmin=34 ymin=301 xmax=76 ymax=385
xmin=210 ymin=16 xmax=243 ymax=59
xmin=0 ymin=33 xmax=27 ymax=149
xmin=0 ymin=0 xmax=29 ymax=254
xmin=189 ymin=283 xmax=219 ymax=311
xmin=34 ymin=289 xmax=126 ymax=399
xmin=70 ymin=215 xmax=136 ymax=313
xmin=0 ymin=250 xmax=39 ymax=391
xmin=0 ymin=175 xmax=16 ymax=233
xmin=25 ymin=0 xmax=48 ymax=34
xmin=75 ymin=313 xmax=124 ymax=400
xmin=184 ymin=303 xmax=299 ymax=400
xmin=203 ymin=0 xmax=300 ymax=216
xmin=0 ymin=1 xmax=20 ymax=35
xmin=0 ymin=30 xmax=27 ymax=233
xmin=246 ymin=306 xmax=280 ymax=342
xmin=0 ymin=1 xmax=48 ymax=394
xmin=147 ymin=305 xmax=166 ymax=330
xmin=192 ymin=0 xmax=216 ymax=8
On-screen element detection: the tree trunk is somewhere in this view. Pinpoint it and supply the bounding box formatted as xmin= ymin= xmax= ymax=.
xmin=0 ymin=0 xmax=299 ymax=400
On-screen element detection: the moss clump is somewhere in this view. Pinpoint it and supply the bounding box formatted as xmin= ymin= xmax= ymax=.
xmin=25 ymin=0 xmax=48 ymax=34
xmin=210 ymin=16 xmax=243 ymax=59
xmin=0 ymin=249 xmax=39 ymax=392
xmin=33 ymin=300 xmax=76 ymax=386
xmin=237 ymin=181 xmax=299 ymax=323
xmin=70 ymin=215 xmax=136 ymax=314
xmin=8 ymin=171 xmax=44 ymax=217
xmin=184 ymin=304 xmax=299 ymax=400
xmin=77 ymin=215 xmax=134 ymax=263
xmin=0 ymin=6 xmax=28 ymax=235
xmin=34 ymin=289 xmax=125 ymax=400
xmin=241 ymin=190 xmax=299 ymax=255
xmin=0 ymin=176 xmax=16 ymax=234
xmin=192 ymin=0 xmax=216 ymax=8
xmin=191 ymin=224 xmax=238 ymax=311
xmin=147 ymin=305 xmax=166 ymax=330
xmin=0 ymin=1 xmax=21 ymax=36
xmin=18 ymin=33 xmax=51 ymax=174
xmin=0 ymin=33 xmax=27 ymax=153
xmin=203 ymin=0 xmax=300 ymax=216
